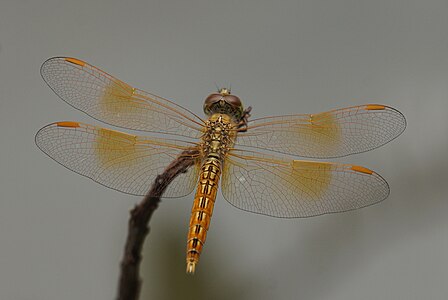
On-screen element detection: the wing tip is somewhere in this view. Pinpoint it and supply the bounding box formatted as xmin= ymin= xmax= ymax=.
xmin=40 ymin=56 xmax=86 ymax=77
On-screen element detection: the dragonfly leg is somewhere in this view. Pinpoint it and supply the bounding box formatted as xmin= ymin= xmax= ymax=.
xmin=237 ymin=106 xmax=252 ymax=132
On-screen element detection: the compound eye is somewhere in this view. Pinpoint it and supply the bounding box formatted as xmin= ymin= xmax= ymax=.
xmin=224 ymin=95 xmax=242 ymax=108
xmin=203 ymin=94 xmax=223 ymax=114
xmin=204 ymin=94 xmax=222 ymax=106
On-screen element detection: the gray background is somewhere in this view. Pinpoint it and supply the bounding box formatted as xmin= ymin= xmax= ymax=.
xmin=1 ymin=0 xmax=447 ymax=299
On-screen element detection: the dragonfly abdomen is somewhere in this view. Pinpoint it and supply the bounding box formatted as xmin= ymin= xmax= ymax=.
xmin=186 ymin=157 xmax=221 ymax=274
xmin=186 ymin=113 xmax=236 ymax=274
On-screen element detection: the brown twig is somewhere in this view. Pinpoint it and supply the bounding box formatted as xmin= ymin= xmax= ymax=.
xmin=116 ymin=149 xmax=197 ymax=300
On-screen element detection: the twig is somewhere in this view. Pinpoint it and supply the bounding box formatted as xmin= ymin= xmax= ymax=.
xmin=116 ymin=149 xmax=197 ymax=300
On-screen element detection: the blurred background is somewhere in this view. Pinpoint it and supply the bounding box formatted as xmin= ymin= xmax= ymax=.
xmin=1 ymin=0 xmax=447 ymax=299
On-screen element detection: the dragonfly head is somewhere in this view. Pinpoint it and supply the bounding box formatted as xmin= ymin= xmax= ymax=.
xmin=203 ymin=88 xmax=244 ymax=121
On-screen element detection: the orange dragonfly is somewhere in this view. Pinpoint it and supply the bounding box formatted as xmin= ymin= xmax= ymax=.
xmin=36 ymin=57 xmax=406 ymax=274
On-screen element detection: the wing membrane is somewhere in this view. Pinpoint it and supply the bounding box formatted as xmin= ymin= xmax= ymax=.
xmin=40 ymin=57 xmax=205 ymax=138
xmin=236 ymin=105 xmax=406 ymax=158
xmin=35 ymin=122 xmax=201 ymax=197
xmin=221 ymin=150 xmax=389 ymax=218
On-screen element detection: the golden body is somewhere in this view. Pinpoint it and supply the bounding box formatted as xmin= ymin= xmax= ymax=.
xmin=187 ymin=114 xmax=237 ymax=273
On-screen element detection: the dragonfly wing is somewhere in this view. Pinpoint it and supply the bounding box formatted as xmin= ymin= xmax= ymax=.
xmin=35 ymin=122 xmax=202 ymax=197
xmin=221 ymin=150 xmax=389 ymax=218
xmin=41 ymin=57 xmax=205 ymax=139
xmin=236 ymin=105 xmax=406 ymax=158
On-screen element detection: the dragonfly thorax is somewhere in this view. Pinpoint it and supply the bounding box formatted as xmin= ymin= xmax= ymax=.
xmin=203 ymin=89 xmax=244 ymax=121
xmin=202 ymin=114 xmax=237 ymax=160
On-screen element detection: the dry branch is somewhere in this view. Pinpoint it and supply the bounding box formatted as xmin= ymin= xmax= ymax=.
xmin=116 ymin=149 xmax=197 ymax=300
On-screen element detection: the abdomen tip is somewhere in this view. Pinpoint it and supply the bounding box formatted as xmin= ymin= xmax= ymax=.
xmin=186 ymin=262 xmax=196 ymax=274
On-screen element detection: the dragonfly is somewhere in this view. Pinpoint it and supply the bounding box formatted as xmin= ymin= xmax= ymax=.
xmin=36 ymin=57 xmax=406 ymax=274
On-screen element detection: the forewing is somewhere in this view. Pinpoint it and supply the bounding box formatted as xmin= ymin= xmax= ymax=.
xmin=221 ymin=150 xmax=389 ymax=218
xmin=237 ymin=105 xmax=406 ymax=158
xmin=35 ymin=122 xmax=201 ymax=197
xmin=40 ymin=57 xmax=205 ymax=139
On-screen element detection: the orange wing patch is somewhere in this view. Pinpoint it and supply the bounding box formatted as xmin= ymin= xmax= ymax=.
xmin=296 ymin=111 xmax=341 ymax=150
xmin=292 ymin=160 xmax=333 ymax=199
xmin=100 ymin=80 xmax=148 ymax=115
xmin=95 ymin=128 xmax=139 ymax=169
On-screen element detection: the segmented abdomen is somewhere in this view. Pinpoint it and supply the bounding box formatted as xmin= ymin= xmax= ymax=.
xmin=186 ymin=158 xmax=221 ymax=274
